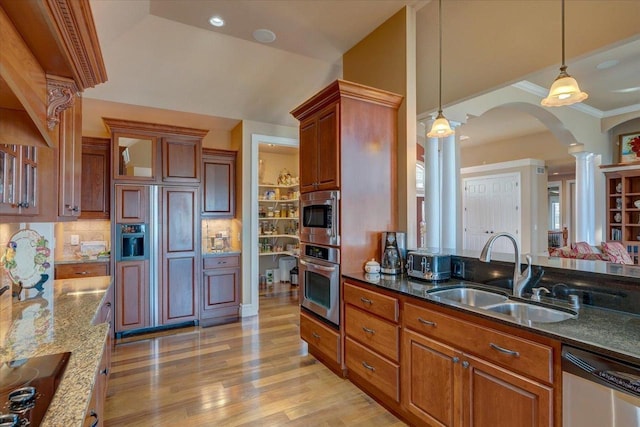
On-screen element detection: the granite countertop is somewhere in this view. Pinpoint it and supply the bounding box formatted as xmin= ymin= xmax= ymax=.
xmin=0 ymin=276 xmax=112 ymax=427
xmin=55 ymin=256 xmax=111 ymax=265
xmin=202 ymin=250 xmax=241 ymax=257
xmin=343 ymin=272 xmax=640 ymax=365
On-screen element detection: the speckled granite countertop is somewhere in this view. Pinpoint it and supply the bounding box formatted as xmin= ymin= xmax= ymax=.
xmin=202 ymin=250 xmax=241 ymax=257
xmin=0 ymin=276 xmax=112 ymax=427
xmin=54 ymin=257 xmax=111 ymax=265
xmin=343 ymin=272 xmax=640 ymax=365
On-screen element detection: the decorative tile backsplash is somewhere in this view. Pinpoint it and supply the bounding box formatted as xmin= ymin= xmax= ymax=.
xmin=55 ymin=220 xmax=111 ymax=258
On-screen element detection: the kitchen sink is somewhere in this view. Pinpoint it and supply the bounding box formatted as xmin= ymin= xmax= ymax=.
xmin=427 ymin=287 xmax=509 ymax=307
xmin=483 ymin=302 xmax=577 ymax=323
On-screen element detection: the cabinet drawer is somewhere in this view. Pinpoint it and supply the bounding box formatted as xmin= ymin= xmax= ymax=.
xmin=404 ymin=303 xmax=553 ymax=383
xmin=345 ymin=305 xmax=399 ymax=362
xmin=203 ymin=255 xmax=239 ymax=269
xmin=345 ymin=337 xmax=400 ymax=402
xmin=55 ymin=262 xmax=109 ymax=279
xmin=343 ymin=282 xmax=398 ymax=323
xmin=300 ymin=311 xmax=341 ymax=364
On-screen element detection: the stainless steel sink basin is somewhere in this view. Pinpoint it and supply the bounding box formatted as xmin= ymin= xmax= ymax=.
xmin=427 ymin=287 xmax=509 ymax=307
xmin=483 ymin=302 xmax=577 ymax=323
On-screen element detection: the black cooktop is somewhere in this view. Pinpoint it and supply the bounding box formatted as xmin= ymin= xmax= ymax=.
xmin=0 ymin=352 xmax=71 ymax=426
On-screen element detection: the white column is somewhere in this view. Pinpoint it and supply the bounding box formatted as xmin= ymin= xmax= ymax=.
xmin=441 ymin=132 xmax=459 ymax=250
xmin=572 ymin=151 xmax=595 ymax=244
xmin=424 ymin=136 xmax=441 ymax=249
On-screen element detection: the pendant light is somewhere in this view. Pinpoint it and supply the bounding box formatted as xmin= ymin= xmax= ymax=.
xmin=541 ymin=0 xmax=588 ymax=107
xmin=427 ymin=0 xmax=454 ymax=138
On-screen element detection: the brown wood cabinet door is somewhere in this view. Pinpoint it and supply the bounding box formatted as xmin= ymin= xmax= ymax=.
xmin=402 ymin=328 xmax=463 ymax=427
xmin=115 ymin=184 xmax=149 ymax=223
xmin=201 ymin=267 xmax=240 ymax=318
xmin=57 ymin=96 xmax=82 ymax=218
xmin=160 ymin=186 xmax=198 ymax=324
xmin=201 ymin=151 xmax=236 ymax=218
xmin=162 ymin=137 xmax=201 ymax=183
xmin=115 ymin=260 xmax=149 ymax=332
xmin=462 ymin=353 xmax=553 ymax=427
xmin=299 ymin=118 xmax=318 ymax=193
xmin=315 ymin=103 xmax=339 ymax=191
xmin=80 ymin=137 xmax=110 ymax=219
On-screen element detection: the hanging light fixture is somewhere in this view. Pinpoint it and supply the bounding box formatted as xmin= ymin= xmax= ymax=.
xmin=427 ymin=0 xmax=454 ymax=138
xmin=541 ymin=0 xmax=588 ymax=107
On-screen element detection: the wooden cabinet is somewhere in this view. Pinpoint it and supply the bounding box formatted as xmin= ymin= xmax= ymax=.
xmin=55 ymin=92 xmax=82 ymax=219
xmin=202 ymin=149 xmax=236 ymax=218
xmin=298 ymin=103 xmax=339 ymax=193
xmin=343 ymin=282 xmax=401 ymax=404
xmin=201 ymin=255 xmax=240 ymax=326
xmin=0 ymin=144 xmax=39 ymax=216
xmin=80 ymin=137 xmax=111 ymax=220
xmin=162 ymin=137 xmax=201 ymax=183
xmin=160 ymin=186 xmax=199 ymax=324
xmin=300 ymin=309 xmax=342 ymax=373
xmin=603 ymin=167 xmax=640 ymax=263
xmin=114 ymin=260 xmax=149 ymax=332
xmin=54 ymin=262 xmax=110 ymax=279
xmin=402 ymin=302 xmax=555 ymax=427
xmin=115 ymin=184 xmax=149 ymax=224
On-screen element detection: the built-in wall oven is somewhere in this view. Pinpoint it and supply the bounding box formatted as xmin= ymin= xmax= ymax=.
xmin=299 ymin=243 xmax=340 ymax=326
xmin=300 ymin=190 xmax=340 ymax=246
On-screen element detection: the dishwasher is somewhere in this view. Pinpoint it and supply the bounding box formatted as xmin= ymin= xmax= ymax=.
xmin=562 ymin=345 xmax=640 ymax=427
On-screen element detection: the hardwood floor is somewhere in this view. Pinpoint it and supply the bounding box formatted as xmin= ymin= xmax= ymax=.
xmin=104 ymin=283 xmax=406 ymax=426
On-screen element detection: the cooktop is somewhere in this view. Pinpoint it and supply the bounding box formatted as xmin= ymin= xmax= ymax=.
xmin=0 ymin=352 xmax=71 ymax=426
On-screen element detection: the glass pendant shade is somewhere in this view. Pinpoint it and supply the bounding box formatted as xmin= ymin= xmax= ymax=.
xmin=427 ymin=111 xmax=454 ymax=138
xmin=541 ymin=67 xmax=588 ymax=107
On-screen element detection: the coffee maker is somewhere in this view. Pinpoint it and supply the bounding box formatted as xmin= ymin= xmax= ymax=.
xmin=380 ymin=231 xmax=406 ymax=275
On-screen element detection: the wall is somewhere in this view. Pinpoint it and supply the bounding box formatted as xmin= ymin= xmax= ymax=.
xmin=343 ymin=6 xmax=417 ymax=246
xmin=610 ymin=118 xmax=640 ymax=164
xmin=416 ymin=0 xmax=640 ymax=114
xmin=54 ymin=220 xmax=111 ymax=259
xmin=461 ymin=159 xmax=548 ymax=254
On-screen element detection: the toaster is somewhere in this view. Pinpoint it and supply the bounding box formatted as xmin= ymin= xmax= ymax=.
xmin=406 ymin=250 xmax=451 ymax=282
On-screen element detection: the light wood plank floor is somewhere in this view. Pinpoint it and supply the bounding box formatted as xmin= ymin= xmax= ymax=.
xmin=104 ymin=283 xmax=406 ymax=426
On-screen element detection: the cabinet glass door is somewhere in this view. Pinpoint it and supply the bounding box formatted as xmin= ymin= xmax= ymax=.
xmin=0 ymin=145 xmax=17 ymax=207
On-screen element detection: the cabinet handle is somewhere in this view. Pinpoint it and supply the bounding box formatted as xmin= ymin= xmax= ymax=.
xmin=218 ymin=261 xmax=227 ymax=265
xmin=106 ymin=302 xmax=112 ymax=308
xmin=75 ymin=271 xmax=89 ymax=275
xmin=452 ymin=357 xmax=460 ymax=364
xmin=361 ymin=361 xmax=376 ymax=372
xmin=489 ymin=342 xmax=520 ymax=357
xmin=462 ymin=361 xmax=470 ymax=369
xmin=101 ymin=368 xmax=109 ymax=376
xmin=418 ymin=317 xmax=437 ymax=327
xmin=89 ymin=410 xmax=99 ymax=427
xmin=360 ymin=297 xmax=373 ymax=305
xmin=362 ymin=326 xmax=375 ymax=335
xmin=312 ymin=332 xmax=320 ymax=339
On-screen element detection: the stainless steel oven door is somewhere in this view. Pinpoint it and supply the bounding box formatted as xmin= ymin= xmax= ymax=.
xmin=300 ymin=190 xmax=340 ymax=246
xmin=299 ymin=256 xmax=340 ymax=326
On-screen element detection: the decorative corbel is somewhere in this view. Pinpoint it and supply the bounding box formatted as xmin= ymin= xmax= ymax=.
xmin=46 ymin=75 xmax=79 ymax=130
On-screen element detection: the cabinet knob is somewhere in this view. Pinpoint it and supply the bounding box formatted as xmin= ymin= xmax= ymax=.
xmin=452 ymin=357 xmax=460 ymax=364
xmin=89 ymin=411 xmax=99 ymax=427
xmin=101 ymin=368 xmax=109 ymax=376
xmin=462 ymin=361 xmax=470 ymax=369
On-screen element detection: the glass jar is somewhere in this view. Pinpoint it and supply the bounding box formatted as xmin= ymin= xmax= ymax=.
xmin=267 ymin=207 xmax=274 ymax=217
xmin=273 ymin=208 xmax=281 ymax=218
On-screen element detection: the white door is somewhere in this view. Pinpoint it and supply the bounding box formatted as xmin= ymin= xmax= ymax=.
xmin=463 ymin=173 xmax=521 ymax=253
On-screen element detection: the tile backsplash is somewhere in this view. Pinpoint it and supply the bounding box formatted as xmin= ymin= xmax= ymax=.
xmin=55 ymin=220 xmax=111 ymax=258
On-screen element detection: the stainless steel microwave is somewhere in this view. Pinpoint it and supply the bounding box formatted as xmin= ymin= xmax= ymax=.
xmin=300 ymin=190 xmax=340 ymax=246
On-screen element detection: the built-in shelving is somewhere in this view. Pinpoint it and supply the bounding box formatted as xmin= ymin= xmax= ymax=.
xmin=602 ymin=165 xmax=640 ymax=264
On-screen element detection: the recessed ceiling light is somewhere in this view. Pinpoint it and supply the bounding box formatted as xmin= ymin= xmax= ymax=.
xmin=253 ymin=29 xmax=276 ymax=43
xmin=596 ymin=59 xmax=619 ymax=70
xmin=209 ymin=16 xmax=225 ymax=27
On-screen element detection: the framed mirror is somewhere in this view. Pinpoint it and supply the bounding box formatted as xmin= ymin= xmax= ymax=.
xmin=113 ymin=134 xmax=157 ymax=180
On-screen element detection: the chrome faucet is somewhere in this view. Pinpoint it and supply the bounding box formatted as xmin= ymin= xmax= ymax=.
xmin=479 ymin=232 xmax=532 ymax=298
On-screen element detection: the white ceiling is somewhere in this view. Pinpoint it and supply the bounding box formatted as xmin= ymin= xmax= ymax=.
xmin=85 ymin=0 xmax=639 ymax=150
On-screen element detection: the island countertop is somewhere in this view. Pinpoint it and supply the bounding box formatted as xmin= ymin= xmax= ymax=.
xmin=342 ymin=272 xmax=640 ymax=366
xmin=0 ymin=276 xmax=112 ymax=427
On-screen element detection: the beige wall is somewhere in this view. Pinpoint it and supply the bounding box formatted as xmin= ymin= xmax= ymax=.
xmin=417 ymin=0 xmax=640 ymax=114
xmin=460 ymin=131 xmax=572 ymax=169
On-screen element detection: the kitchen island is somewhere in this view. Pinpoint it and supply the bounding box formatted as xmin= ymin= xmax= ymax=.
xmin=0 ymin=276 xmax=112 ymax=426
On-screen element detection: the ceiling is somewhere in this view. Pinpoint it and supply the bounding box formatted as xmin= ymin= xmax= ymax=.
xmin=85 ymin=0 xmax=639 ymax=157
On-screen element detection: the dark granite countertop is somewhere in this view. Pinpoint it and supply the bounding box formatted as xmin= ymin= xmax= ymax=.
xmin=343 ymin=271 xmax=640 ymax=366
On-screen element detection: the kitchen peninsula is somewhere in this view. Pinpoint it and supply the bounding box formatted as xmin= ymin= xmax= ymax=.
xmin=0 ymin=276 xmax=112 ymax=426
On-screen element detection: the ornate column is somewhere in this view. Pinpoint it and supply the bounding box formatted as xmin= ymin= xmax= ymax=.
xmin=572 ymin=150 xmax=596 ymax=244
xmin=424 ymin=135 xmax=441 ymax=248
xmin=441 ymin=130 xmax=460 ymax=250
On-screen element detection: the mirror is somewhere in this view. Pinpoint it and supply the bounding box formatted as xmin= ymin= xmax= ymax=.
xmin=115 ymin=136 xmax=155 ymax=178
